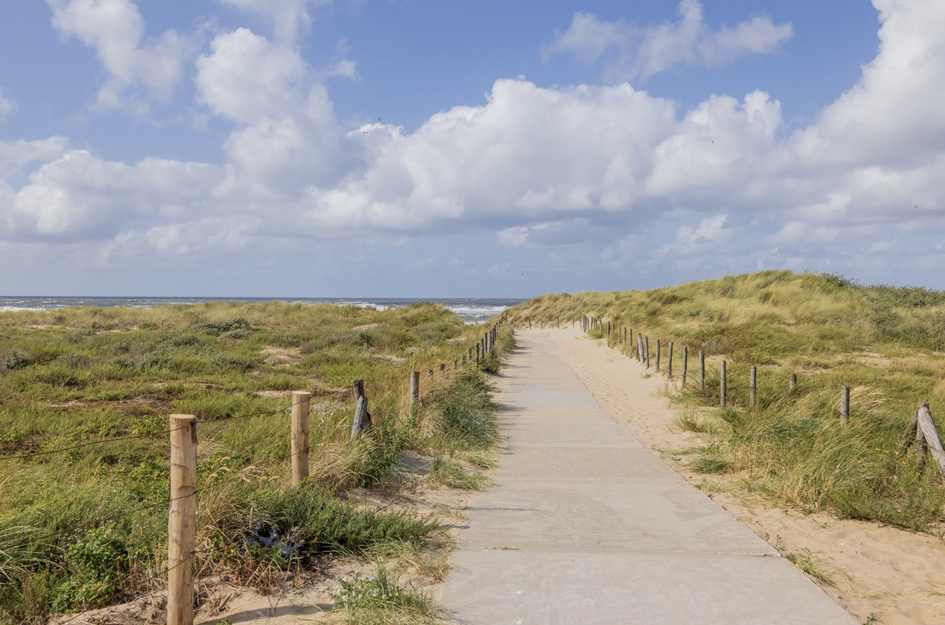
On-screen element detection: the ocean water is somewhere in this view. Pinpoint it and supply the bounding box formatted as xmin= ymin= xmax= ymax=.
xmin=0 ymin=296 xmax=523 ymax=324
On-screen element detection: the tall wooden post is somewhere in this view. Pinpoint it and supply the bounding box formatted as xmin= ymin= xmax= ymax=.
xmin=656 ymin=339 xmax=661 ymax=371
xmin=682 ymin=346 xmax=688 ymax=386
xmin=667 ymin=342 xmax=674 ymax=378
xmin=168 ymin=414 xmax=197 ymax=625
xmin=749 ymin=366 xmax=757 ymax=408
xmin=790 ymin=374 xmax=797 ymax=391
xmin=476 ymin=343 xmax=481 ymax=365
xmin=645 ymin=337 xmax=650 ymax=368
xmin=410 ymin=371 xmax=420 ymax=411
xmin=720 ymin=360 xmax=727 ymax=408
xmin=291 ymin=391 xmax=311 ymax=485
xmin=841 ymin=385 xmax=850 ymax=425
xmin=699 ymin=350 xmax=705 ymax=391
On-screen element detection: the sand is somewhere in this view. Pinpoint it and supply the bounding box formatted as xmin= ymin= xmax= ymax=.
xmin=547 ymin=326 xmax=945 ymax=625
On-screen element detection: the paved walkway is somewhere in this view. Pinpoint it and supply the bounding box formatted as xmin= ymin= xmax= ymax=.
xmin=441 ymin=330 xmax=856 ymax=624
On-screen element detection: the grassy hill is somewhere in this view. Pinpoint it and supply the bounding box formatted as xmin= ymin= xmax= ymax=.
xmin=0 ymin=302 xmax=511 ymax=623
xmin=508 ymin=270 xmax=945 ymax=529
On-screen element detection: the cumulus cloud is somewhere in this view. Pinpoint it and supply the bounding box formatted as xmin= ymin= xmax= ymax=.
xmin=217 ymin=0 xmax=331 ymax=43
xmin=46 ymin=0 xmax=197 ymax=111
xmin=544 ymin=1 xmax=792 ymax=81
xmin=0 ymin=88 xmax=15 ymax=123
xmin=2 ymin=0 xmax=944 ymax=286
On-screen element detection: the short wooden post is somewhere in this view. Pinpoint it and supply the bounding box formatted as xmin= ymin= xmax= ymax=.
xmin=682 ymin=346 xmax=688 ymax=386
xmin=720 ymin=360 xmax=727 ymax=407
xmin=409 ymin=371 xmax=420 ymax=411
xmin=350 ymin=379 xmax=372 ymax=439
xmin=656 ymin=339 xmax=661 ymax=371
xmin=645 ymin=337 xmax=650 ymax=368
xmin=840 ymin=385 xmax=850 ymax=425
xmin=917 ymin=404 xmax=945 ymax=476
xmin=291 ymin=391 xmax=311 ymax=485
xmin=790 ymin=374 xmax=797 ymax=391
xmin=667 ymin=342 xmax=673 ymax=378
xmin=699 ymin=350 xmax=705 ymax=391
xmin=476 ymin=343 xmax=480 ymax=364
xmin=528 ymin=319 xmax=531 ymax=330
xmin=168 ymin=414 xmax=197 ymax=625
xmin=749 ymin=366 xmax=757 ymax=408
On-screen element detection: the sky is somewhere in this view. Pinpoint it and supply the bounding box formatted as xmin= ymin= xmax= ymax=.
xmin=0 ymin=0 xmax=942 ymax=298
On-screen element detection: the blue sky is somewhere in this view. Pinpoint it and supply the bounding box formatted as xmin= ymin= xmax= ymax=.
xmin=1 ymin=0 xmax=943 ymax=297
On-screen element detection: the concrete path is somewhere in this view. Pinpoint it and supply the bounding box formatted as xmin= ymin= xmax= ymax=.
xmin=440 ymin=331 xmax=856 ymax=625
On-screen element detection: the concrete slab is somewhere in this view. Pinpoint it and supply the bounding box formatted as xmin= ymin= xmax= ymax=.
xmin=498 ymin=446 xmax=683 ymax=482
xmin=442 ymin=550 xmax=855 ymax=625
xmin=505 ymin=391 xmax=602 ymax=407
xmin=502 ymin=423 xmax=644 ymax=448
xmin=458 ymin=480 xmax=774 ymax=555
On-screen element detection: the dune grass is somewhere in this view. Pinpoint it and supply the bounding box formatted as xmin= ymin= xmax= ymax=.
xmin=508 ymin=270 xmax=945 ymax=530
xmin=0 ymin=301 xmax=511 ymax=623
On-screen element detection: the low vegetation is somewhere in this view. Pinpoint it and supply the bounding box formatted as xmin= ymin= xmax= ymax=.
xmin=0 ymin=301 xmax=510 ymax=623
xmin=509 ymin=270 xmax=945 ymax=530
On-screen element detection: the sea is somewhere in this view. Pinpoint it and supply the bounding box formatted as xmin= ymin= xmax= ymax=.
xmin=0 ymin=297 xmax=524 ymax=324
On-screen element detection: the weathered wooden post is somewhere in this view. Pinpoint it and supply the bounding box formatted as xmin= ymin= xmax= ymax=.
xmin=918 ymin=404 xmax=945 ymax=475
xmin=699 ymin=350 xmax=705 ymax=391
xmin=351 ymin=379 xmax=372 ymax=439
xmin=409 ymin=371 xmax=420 ymax=412
xmin=645 ymin=337 xmax=650 ymax=368
xmin=720 ymin=360 xmax=727 ymax=407
xmin=682 ymin=346 xmax=688 ymax=386
xmin=291 ymin=391 xmax=311 ymax=485
xmin=749 ymin=366 xmax=757 ymax=408
xmin=841 ymin=385 xmax=850 ymax=425
xmin=476 ymin=343 xmax=480 ymax=365
xmin=168 ymin=414 xmax=197 ymax=625
xmin=528 ymin=319 xmax=532 ymax=330
xmin=656 ymin=339 xmax=661 ymax=371
xmin=667 ymin=342 xmax=673 ymax=378
xmin=790 ymin=374 xmax=797 ymax=391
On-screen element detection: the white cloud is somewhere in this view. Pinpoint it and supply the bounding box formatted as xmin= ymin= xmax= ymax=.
xmin=544 ymin=1 xmax=792 ymax=81
xmin=46 ymin=0 xmax=197 ymax=111
xmin=0 ymin=137 xmax=71 ymax=178
xmin=195 ymin=28 xmax=306 ymax=123
xmin=217 ymin=0 xmax=331 ymax=42
xmin=0 ymin=88 xmax=16 ymax=123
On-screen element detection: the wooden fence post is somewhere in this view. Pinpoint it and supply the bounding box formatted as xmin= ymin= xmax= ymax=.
xmin=699 ymin=350 xmax=705 ymax=392
xmin=645 ymin=337 xmax=650 ymax=368
xmin=656 ymin=340 xmax=661 ymax=371
xmin=917 ymin=404 xmax=945 ymax=475
xmin=351 ymin=379 xmax=372 ymax=439
xmin=667 ymin=342 xmax=673 ymax=378
xmin=682 ymin=346 xmax=688 ymax=387
xmin=291 ymin=391 xmax=311 ymax=485
xmin=749 ymin=366 xmax=757 ymax=408
xmin=410 ymin=371 xmax=420 ymax=412
xmin=168 ymin=414 xmax=197 ymax=625
xmin=720 ymin=360 xmax=727 ymax=408
xmin=476 ymin=343 xmax=481 ymax=365
xmin=790 ymin=374 xmax=797 ymax=391
xmin=841 ymin=385 xmax=850 ymax=425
